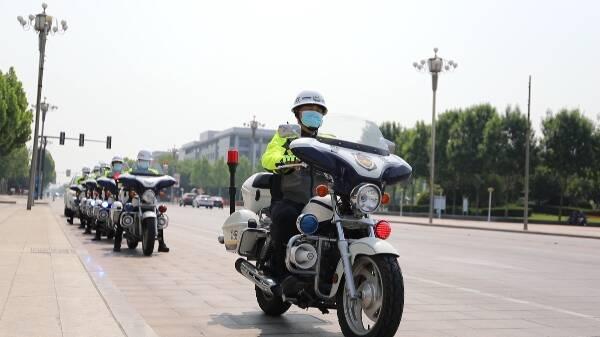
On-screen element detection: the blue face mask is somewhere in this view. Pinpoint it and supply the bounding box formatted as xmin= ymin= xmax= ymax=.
xmin=138 ymin=161 xmax=149 ymax=170
xmin=113 ymin=163 xmax=123 ymax=173
xmin=300 ymin=110 xmax=323 ymax=129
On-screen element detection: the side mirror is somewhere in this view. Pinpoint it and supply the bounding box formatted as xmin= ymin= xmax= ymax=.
xmin=277 ymin=124 xmax=301 ymax=139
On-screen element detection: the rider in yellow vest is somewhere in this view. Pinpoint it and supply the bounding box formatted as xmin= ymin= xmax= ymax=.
xmin=261 ymin=90 xmax=328 ymax=285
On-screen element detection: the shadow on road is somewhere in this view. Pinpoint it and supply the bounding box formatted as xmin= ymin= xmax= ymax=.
xmin=208 ymin=311 xmax=342 ymax=337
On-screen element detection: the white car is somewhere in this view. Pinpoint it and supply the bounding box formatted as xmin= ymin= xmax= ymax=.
xmin=193 ymin=195 xmax=213 ymax=208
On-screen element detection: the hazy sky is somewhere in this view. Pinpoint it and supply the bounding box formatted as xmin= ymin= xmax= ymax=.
xmin=1 ymin=0 xmax=599 ymax=184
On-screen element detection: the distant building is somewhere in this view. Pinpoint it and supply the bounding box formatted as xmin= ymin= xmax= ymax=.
xmin=179 ymin=127 xmax=276 ymax=167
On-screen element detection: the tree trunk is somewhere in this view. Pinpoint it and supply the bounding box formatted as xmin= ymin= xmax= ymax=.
xmin=452 ymin=188 xmax=457 ymax=215
xmin=559 ymin=186 xmax=564 ymax=223
xmin=475 ymin=190 xmax=480 ymax=216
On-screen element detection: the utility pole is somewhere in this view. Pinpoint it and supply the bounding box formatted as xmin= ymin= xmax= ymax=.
xmin=524 ymin=76 xmax=531 ymax=231
xmin=17 ymin=4 xmax=68 ymax=209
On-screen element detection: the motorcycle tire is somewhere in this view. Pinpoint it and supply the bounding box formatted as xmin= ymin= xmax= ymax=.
xmin=127 ymin=238 xmax=139 ymax=249
xmin=141 ymin=221 xmax=156 ymax=256
xmin=336 ymin=255 xmax=404 ymax=337
xmin=255 ymin=285 xmax=291 ymax=316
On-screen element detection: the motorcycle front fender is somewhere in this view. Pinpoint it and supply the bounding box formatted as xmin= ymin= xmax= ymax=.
xmin=327 ymin=237 xmax=399 ymax=298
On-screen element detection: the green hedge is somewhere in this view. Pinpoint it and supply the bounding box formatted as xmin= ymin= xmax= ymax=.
xmin=533 ymin=205 xmax=590 ymax=216
xmin=386 ymin=205 xmax=532 ymax=217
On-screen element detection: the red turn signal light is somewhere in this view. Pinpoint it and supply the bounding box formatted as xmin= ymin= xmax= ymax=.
xmin=374 ymin=220 xmax=391 ymax=240
xmin=158 ymin=204 xmax=167 ymax=213
xmin=315 ymin=184 xmax=329 ymax=197
xmin=381 ymin=193 xmax=390 ymax=205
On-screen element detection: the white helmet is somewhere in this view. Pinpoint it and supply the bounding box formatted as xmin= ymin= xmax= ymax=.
xmin=137 ymin=150 xmax=152 ymax=162
xmin=291 ymin=90 xmax=327 ymax=114
xmin=241 ymin=173 xmax=272 ymax=213
xmin=82 ymin=167 xmax=91 ymax=175
xmin=111 ymin=156 xmax=123 ymax=164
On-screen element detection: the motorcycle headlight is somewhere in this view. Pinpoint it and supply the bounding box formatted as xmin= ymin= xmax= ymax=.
xmin=142 ymin=190 xmax=156 ymax=204
xmin=101 ymin=201 xmax=109 ymax=208
xmin=350 ymin=183 xmax=381 ymax=214
xmin=99 ymin=209 xmax=109 ymax=220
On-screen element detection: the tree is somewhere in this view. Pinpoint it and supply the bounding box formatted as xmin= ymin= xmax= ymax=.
xmin=38 ymin=150 xmax=56 ymax=191
xmin=447 ymin=104 xmax=497 ymax=208
xmin=0 ymin=145 xmax=29 ymax=192
xmin=0 ymin=68 xmax=32 ymax=157
xmin=435 ymin=110 xmax=461 ymax=213
xmin=483 ymin=106 xmax=530 ymax=215
xmin=541 ymin=109 xmax=595 ymax=221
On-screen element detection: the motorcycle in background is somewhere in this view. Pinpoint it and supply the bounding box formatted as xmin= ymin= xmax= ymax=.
xmin=116 ymin=173 xmax=176 ymax=256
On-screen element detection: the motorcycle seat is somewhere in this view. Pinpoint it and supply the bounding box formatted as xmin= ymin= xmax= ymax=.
xmin=252 ymin=173 xmax=273 ymax=189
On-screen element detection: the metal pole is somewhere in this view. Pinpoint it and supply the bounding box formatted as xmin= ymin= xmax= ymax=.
xmin=524 ymin=76 xmax=531 ymax=231
xmin=36 ymin=117 xmax=46 ymax=199
xmin=39 ymin=137 xmax=47 ymax=198
xmin=488 ymin=189 xmax=493 ymax=222
xmin=399 ymin=189 xmax=404 ymax=216
xmin=428 ymin=75 xmax=438 ymax=224
xmin=26 ymin=30 xmax=47 ymax=210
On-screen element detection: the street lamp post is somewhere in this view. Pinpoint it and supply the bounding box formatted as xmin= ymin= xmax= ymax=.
xmin=413 ymin=48 xmax=457 ymax=224
xmin=244 ymin=115 xmax=265 ymax=171
xmin=487 ymin=187 xmax=494 ymax=222
xmin=34 ymin=97 xmax=57 ymax=199
xmin=18 ymin=3 xmax=68 ymax=209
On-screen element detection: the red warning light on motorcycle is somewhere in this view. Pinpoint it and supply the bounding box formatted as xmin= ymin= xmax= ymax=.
xmin=227 ymin=149 xmax=239 ymax=165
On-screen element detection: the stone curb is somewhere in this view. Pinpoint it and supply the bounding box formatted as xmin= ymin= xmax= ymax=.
xmin=0 ymin=200 xmax=17 ymax=204
xmin=389 ymin=220 xmax=600 ymax=240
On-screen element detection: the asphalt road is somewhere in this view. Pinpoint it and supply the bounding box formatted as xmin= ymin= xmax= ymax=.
xmin=51 ymin=201 xmax=600 ymax=337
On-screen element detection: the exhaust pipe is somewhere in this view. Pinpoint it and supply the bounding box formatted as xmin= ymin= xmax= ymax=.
xmin=235 ymin=258 xmax=278 ymax=296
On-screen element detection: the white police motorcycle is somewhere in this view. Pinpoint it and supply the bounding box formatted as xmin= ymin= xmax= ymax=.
xmin=114 ymin=173 xmax=175 ymax=256
xmin=220 ymin=116 xmax=412 ymax=337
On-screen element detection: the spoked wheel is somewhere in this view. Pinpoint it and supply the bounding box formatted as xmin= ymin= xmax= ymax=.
xmin=336 ymin=255 xmax=404 ymax=337
xmin=255 ymin=285 xmax=290 ymax=316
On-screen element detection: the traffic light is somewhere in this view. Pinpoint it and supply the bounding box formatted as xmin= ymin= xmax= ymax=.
xmin=106 ymin=136 xmax=112 ymax=149
xmin=79 ymin=133 xmax=84 ymax=147
xmin=59 ymin=132 xmax=65 ymax=145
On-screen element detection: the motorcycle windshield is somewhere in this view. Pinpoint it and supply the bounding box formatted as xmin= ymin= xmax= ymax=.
xmin=316 ymin=114 xmax=391 ymax=156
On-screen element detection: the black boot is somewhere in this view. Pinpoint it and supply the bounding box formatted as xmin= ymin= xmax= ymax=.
xmin=92 ymin=229 xmax=102 ymax=241
xmin=113 ymin=226 xmax=122 ymax=252
xmin=78 ymin=219 xmax=85 ymax=229
xmin=67 ymin=217 xmax=73 ymax=224
xmin=157 ymin=230 xmax=170 ymax=252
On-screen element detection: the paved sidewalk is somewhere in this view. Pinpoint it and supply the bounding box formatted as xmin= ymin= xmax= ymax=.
xmin=386 ymin=214 xmax=600 ymax=239
xmin=0 ymin=201 xmax=126 ymax=337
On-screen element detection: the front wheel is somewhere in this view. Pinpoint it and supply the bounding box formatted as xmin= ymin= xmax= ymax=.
xmin=255 ymin=286 xmax=291 ymax=316
xmin=141 ymin=221 xmax=156 ymax=256
xmin=336 ymin=255 xmax=404 ymax=337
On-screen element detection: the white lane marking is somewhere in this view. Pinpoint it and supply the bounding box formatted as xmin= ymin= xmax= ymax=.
xmin=436 ymin=257 xmax=527 ymax=271
xmin=407 ymin=276 xmax=600 ymax=322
